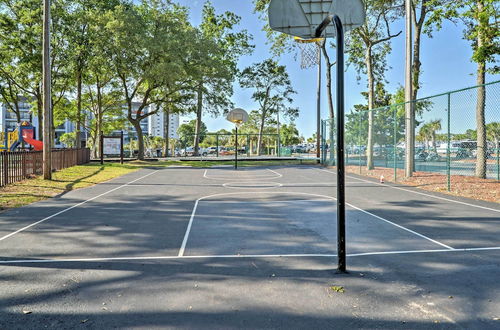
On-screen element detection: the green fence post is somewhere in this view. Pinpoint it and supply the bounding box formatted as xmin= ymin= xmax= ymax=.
xmin=447 ymin=93 xmax=451 ymax=191
xmin=497 ymin=143 xmax=499 ymax=181
xmin=393 ymin=105 xmax=397 ymax=182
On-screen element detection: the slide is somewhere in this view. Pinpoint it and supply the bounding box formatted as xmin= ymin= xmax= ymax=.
xmin=20 ymin=127 xmax=43 ymax=151
xmin=9 ymin=140 xmax=20 ymax=151
xmin=23 ymin=137 xmax=43 ymax=151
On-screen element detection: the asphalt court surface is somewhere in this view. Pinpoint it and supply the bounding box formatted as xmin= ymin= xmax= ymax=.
xmin=0 ymin=165 xmax=499 ymax=260
xmin=1 ymin=165 xmax=499 ymax=328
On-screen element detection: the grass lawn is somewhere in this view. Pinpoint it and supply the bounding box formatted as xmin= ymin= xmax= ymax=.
xmin=0 ymin=159 xmax=318 ymax=211
xmin=0 ymin=163 xmax=137 ymax=211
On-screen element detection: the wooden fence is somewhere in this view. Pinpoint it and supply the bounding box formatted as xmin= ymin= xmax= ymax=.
xmin=0 ymin=148 xmax=90 ymax=187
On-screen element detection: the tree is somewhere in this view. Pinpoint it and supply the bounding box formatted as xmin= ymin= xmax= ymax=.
xmin=466 ymin=0 xmax=499 ymax=178
xmin=345 ymin=83 xmax=403 ymax=150
xmin=486 ymin=122 xmax=500 ymax=152
xmin=190 ymin=1 xmax=253 ymax=156
xmin=62 ymin=0 xmax=121 ymax=148
xmin=253 ymin=0 xmax=337 ymax=140
xmin=0 ymin=0 xmax=76 ymax=144
xmin=347 ymin=0 xmax=402 ymax=170
xmin=59 ymin=132 xmax=76 ymax=148
xmin=419 ymin=119 xmax=442 ymax=151
xmin=239 ymin=59 xmax=298 ymax=155
xmin=307 ymin=133 xmax=317 ymax=144
xmin=178 ymin=120 xmax=207 ymax=147
xmin=430 ymin=0 xmax=499 ymax=177
xmin=280 ymin=123 xmax=301 ymax=146
xmin=103 ymin=1 xmax=193 ymax=160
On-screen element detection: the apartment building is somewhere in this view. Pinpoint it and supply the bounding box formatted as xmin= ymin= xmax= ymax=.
xmin=0 ymin=98 xmax=38 ymax=133
xmin=148 ymin=111 xmax=180 ymax=139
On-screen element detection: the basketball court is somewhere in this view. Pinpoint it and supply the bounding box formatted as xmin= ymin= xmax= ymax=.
xmin=0 ymin=0 xmax=498 ymax=327
xmin=1 ymin=165 xmax=499 ymax=328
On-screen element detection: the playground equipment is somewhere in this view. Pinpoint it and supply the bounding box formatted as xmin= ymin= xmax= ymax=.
xmin=0 ymin=121 xmax=42 ymax=151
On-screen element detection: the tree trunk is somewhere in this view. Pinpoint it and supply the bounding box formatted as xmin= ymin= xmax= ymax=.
xmin=321 ymin=43 xmax=335 ymax=120
xmin=322 ymin=44 xmax=336 ymax=164
xmin=75 ymin=68 xmax=82 ymax=148
xmin=411 ymin=2 xmax=426 ymax=102
xmin=133 ymin=120 xmax=145 ymax=160
xmin=366 ymin=46 xmax=375 ymax=170
xmin=194 ymin=85 xmax=203 ymax=156
xmin=475 ymin=1 xmax=487 ymax=179
xmin=475 ymin=61 xmax=486 ymax=178
xmin=257 ymin=112 xmax=266 ymax=156
xmin=164 ymin=107 xmax=170 ymax=157
xmin=404 ymin=0 xmax=414 ymax=178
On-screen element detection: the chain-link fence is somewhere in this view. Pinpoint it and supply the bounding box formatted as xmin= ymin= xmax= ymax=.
xmin=321 ymin=80 xmax=500 ymax=190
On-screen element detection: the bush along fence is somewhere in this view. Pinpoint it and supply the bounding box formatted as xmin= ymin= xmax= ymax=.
xmin=0 ymin=148 xmax=90 ymax=187
xmin=321 ymin=80 xmax=500 ymax=190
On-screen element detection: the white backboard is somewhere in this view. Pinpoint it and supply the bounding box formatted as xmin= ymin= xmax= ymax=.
xmin=227 ymin=108 xmax=249 ymax=125
xmin=269 ymin=0 xmax=366 ymax=39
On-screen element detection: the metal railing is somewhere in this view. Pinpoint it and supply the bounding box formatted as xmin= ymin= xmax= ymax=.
xmin=321 ymin=80 xmax=500 ymax=190
xmin=173 ymin=133 xmax=285 ymax=158
xmin=0 ymin=148 xmax=90 ymax=187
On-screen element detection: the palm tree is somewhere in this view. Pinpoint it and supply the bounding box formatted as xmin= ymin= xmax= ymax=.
xmin=487 ymin=122 xmax=500 ymax=154
xmin=427 ymin=120 xmax=442 ymax=151
xmin=418 ymin=123 xmax=432 ymax=150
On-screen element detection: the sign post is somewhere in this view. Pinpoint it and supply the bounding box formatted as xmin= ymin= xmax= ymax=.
xmin=100 ymin=132 xmax=125 ymax=165
xmin=226 ymin=108 xmax=249 ymax=170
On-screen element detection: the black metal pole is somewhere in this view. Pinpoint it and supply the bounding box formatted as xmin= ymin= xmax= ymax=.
xmin=235 ymin=126 xmax=238 ymax=170
xmin=316 ymin=15 xmax=346 ymax=273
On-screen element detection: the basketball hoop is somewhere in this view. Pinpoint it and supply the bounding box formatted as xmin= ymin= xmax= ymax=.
xmin=226 ymin=108 xmax=249 ymax=127
xmin=294 ymin=37 xmax=324 ymax=69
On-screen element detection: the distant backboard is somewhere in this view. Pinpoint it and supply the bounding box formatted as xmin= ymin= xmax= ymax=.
xmin=268 ymin=0 xmax=365 ymax=39
xmin=226 ymin=108 xmax=249 ymax=126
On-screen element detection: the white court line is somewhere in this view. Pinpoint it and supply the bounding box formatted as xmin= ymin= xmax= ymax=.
xmin=283 ymin=182 xmax=362 ymax=186
xmin=317 ymin=168 xmax=500 ymax=213
xmin=203 ymin=168 xmax=282 ymax=181
xmin=266 ymin=168 xmax=283 ymax=178
xmin=177 ymin=191 xmax=453 ymax=256
xmin=178 ymin=199 xmax=199 ymax=257
xmin=0 ymin=170 xmax=159 ymax=242
xmin=2 ymin=246 xmax=499 ymax=264
xmin=346 ymin=203 xmax=454 ymax=250
xmin=222 ymin=182 xmax=283 ymax=189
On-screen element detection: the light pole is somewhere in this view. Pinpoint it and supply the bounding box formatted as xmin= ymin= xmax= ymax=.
xmin=42 ymin=0 xmax=52 ymax=180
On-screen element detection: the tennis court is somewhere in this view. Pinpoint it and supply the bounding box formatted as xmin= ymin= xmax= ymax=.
xmin=1 ymin=165 xmax=499 ymax=328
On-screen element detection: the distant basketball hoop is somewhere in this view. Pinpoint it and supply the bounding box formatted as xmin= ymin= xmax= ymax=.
xmin=226 ymin=108 xmax=248 ymax=170
xmin=226 ymin=108 xmax=249 ymax=126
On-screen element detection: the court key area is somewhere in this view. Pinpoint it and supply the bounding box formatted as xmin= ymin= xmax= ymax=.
xmin=1 ymin=165 xmax=499 ymax=328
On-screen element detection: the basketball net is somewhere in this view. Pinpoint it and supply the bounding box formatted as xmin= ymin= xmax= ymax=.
xmin=295 ymin=37 xmax=323 ymax=69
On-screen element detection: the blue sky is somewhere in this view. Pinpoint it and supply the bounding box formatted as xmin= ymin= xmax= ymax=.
xmin=177 ymin=0 xmax=498 ymax=138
